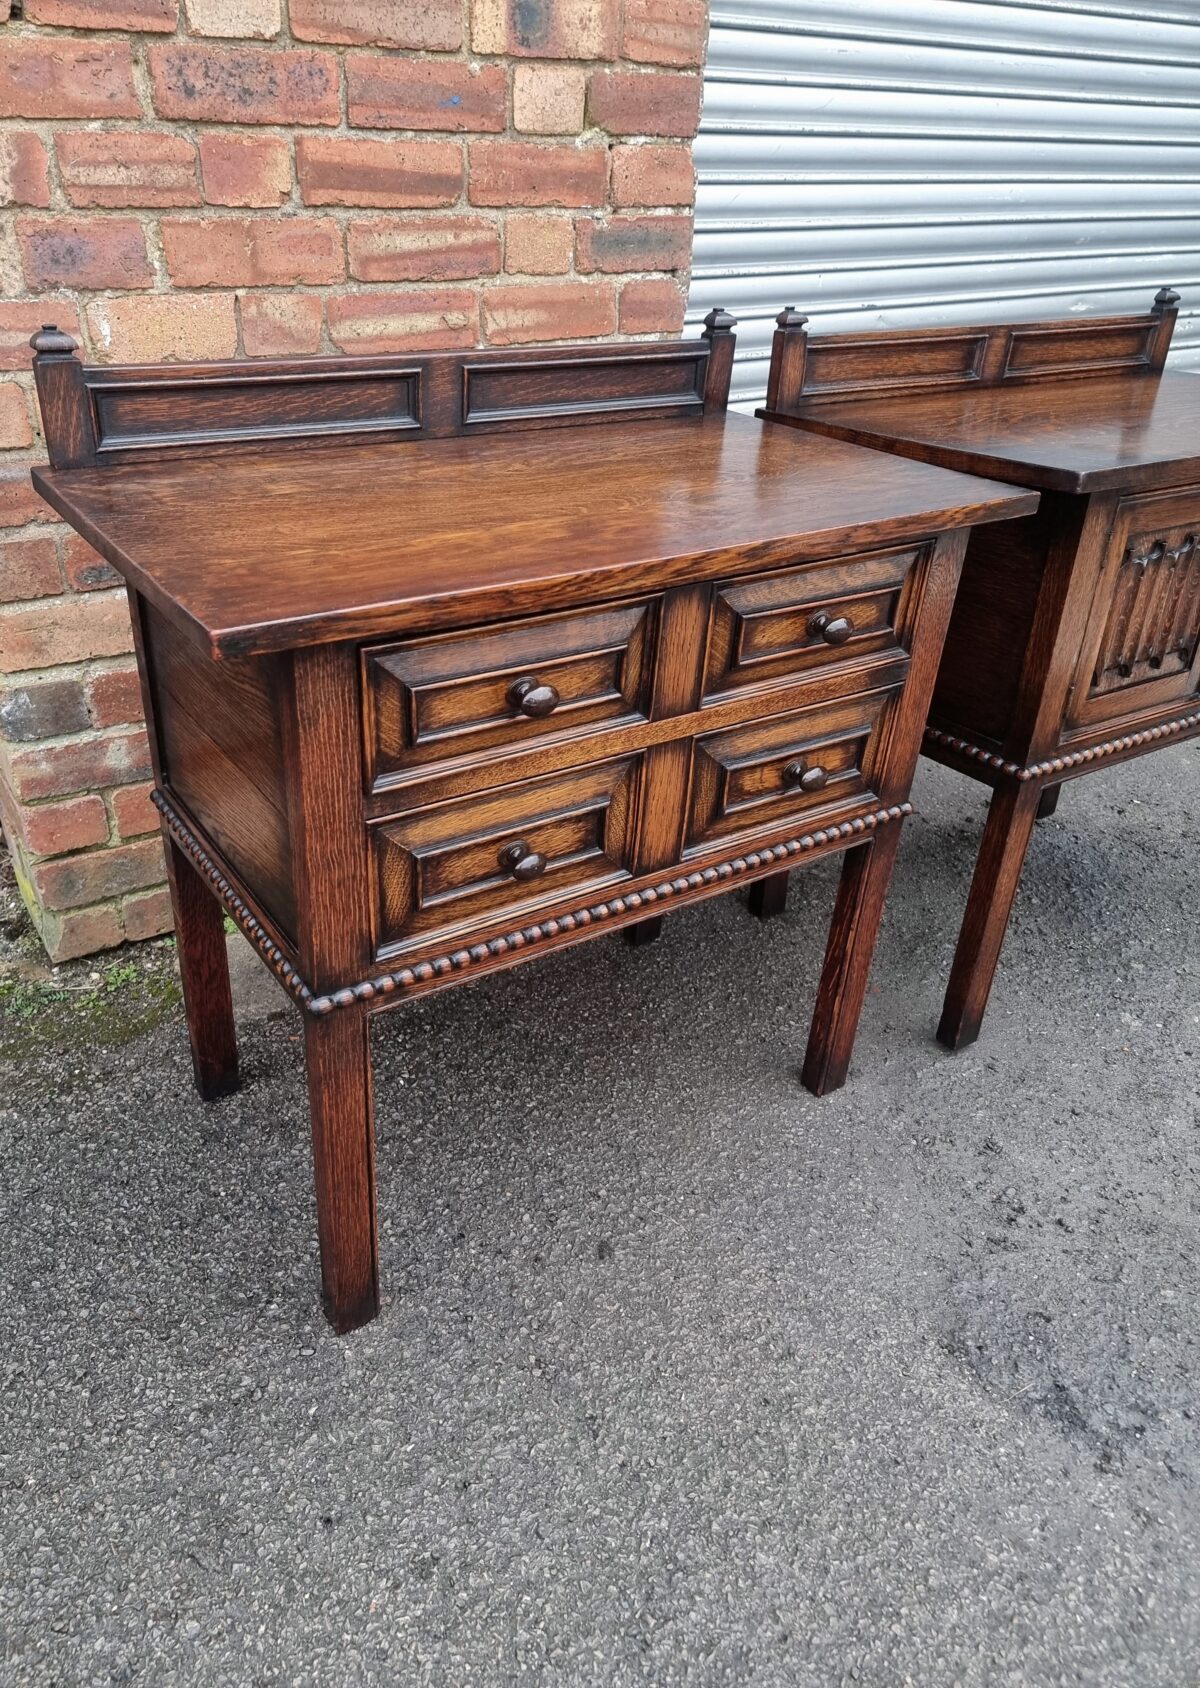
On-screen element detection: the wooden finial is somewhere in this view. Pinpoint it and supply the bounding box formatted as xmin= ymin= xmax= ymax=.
xmin=775 ymin=306 xmax=808 ymax=330
xmin=702 ymin=306 xmax=737 ymax=337
xmin=1153 ymin=286 xmax=1181 ymax=315
xmin=30 ymin=324 xmax=78 ymax=358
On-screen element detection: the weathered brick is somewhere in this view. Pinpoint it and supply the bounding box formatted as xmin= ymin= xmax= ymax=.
xmin=148 ymin=43 xmax=339 ymax=126
xmin=0 ymin=302 xmax=82 ymax=373
xmin=619 ymin=275 xmax=685 ymax=333
xmin=346 ymin=57 xmax=506 ymax=133
xmin=240 ymin=293 xmax=324 ymax=357
xmin=62 ymin=534 xmax=122 ymax=593
xmin=0 ymin=677 xmax=90 ymax=742
xmin=621 ymin=0 xmax=706 ymax=66
xmin=198 ymin=133 xmax=291 ymax=208
xmin=469 ymin=141 xmax=607 ymax=208
xmin=0 ymin=40 xmax=141 ymax=120
xmin=291 ymin=0 xmax=462 ymax=51
xmin=610 ymin=142 xmax=694 ymax=207
xmin=0 ymin=471 xmax=47 ymax=531
xmin=185 ymin=0 xmax=281 ymax=38
xmin=86 ymin=294 xmax=239 ymax=363
xmin=0 ymin=535 xmax=61 ymax=604
xmin=577 ymin=212 xmax=692 ymax=274
xmin=504 ymin=211 xmax=573 ymax=275
xmin=0 ymin=593 xmax=134 ymax=675
xmin=327 ymin=290 xmax=478 ymax=354
xmin=9 ymin=726 xmax=152 ymax=800
xmin=0 ymin=133 xmax=51 ymax=210
xmin=18 ymin=217 xmax=153 ymax=291
xmin=348 ymin=216 xmax=501 ymax=283
xmin=86 ymin=664 xmax=143 ymax=728
xmin=34 ymin=837 xmax=166 ymax=912
xmin=472 ymin=0 xmax=619 ymax=59
xmin=588 ymin=69 xmax=702 ymax=137
xmin=0 ymin=381 xmax=33 ymax=449
xmin=39 ymin=902 xmax=124 ymax=962
xmin=297 ymin=136 xmax=462 ymax=209
xmin=111 ymin=780 xmax=158 ymax=839
xmin=512 ymin=65 xmax=586 ymax=135
xmin=26 ymin=0 xmax=176 ymax=27
xmin=21 ymin=794 xmax=110 ymax=858
xmin=122 ymin=884 xmax=173 ymax=941
xmin=55 ymin=131 xmax=200 ymax=210
xmin=482 ymin=279 xmax=616 ymax=346
xmin=162 ymin=216 xmax=343 ymax=288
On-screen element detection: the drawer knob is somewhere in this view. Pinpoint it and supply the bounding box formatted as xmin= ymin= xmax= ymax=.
xmin=808 ymin=612 xmax=853 ymax=646
xmin=498 ymin=839 xmax=547 ymax=881
xmin=782 ymin=759 xmax=828 ymax=793
xmin=508 ymin=675 xmax=560 ymax=718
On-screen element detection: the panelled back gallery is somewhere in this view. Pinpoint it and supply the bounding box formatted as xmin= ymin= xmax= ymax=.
xmin=28 ymin=293 xmax=1194 ymax=1333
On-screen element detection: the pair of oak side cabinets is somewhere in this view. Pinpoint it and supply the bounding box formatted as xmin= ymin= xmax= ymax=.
xmin=28 ymin=288 xmax=1199 ymax=1331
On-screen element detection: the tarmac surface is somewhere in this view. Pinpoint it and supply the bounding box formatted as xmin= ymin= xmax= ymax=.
xmin=1 ymin=745 xmax=1198 ymax=1687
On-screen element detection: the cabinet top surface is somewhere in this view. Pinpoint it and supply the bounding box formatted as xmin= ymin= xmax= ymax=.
xmin=33 ymin=412 xmax=1034 ymax=658
xmin=793 ymin=371 xmax=1200 ymax=494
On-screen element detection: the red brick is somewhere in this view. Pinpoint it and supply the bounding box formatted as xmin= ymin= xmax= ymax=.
xmin=26 ymin=0 xmax=176 ymax=27
xmin=162 ymin=217 xmax=343 ymax=288
xmin=346 ymin=57 xmax=505 ymax=133
xmin=576 ymin=212 xmax=692 ymax=274
xmin=62 ymin=534 xmax=122 ymax=593
xmin=0 ymin=535 xmax=61 ymax=604
xmin=0 ymin=303 xmax=82 ymax=373
xmin=621 ymin=0 xmax=706 ymax=67
xmin=472 ymin=0 xmax=619 ymax=59
xmin=34 ymin=837 xmax=166 ymax=912
xmin=481 ymin=279 xmax=617 ymax=346
xmin=111 ymin=781 xmax=158 ymax=839
xmin=619 ymin=275 xmax=685 ymax=334
xmin=198 ymin=133 xmax=291 ymax=207
xmin=0 ymin=40 xmax=141 ymax=120
xmin=56 ymin=131 xmax=200 ymax=210
xmin=327 ymin=290 xmax=478 ymax=355
xmin=504 ymin=211 xmax=573 ymax=275
xmin=240 ymin=293 xmax=324 ymax=357
xmin=87 ymin=664 xmax=144 ymax=729
xmin=0 ymin=592 xmax=133 ymax=674
xmin=468 ymin=141 xmax=607 ymax=209
xmin=0 ymin=676 xmax=89 ymax=740
xmin=122 ymin=884 xmax=173 ymax=942
xmin=86 ymin=295 xmax=238 ymax=363
xmin=610 ymin=142 xmax=694 ymax=207
xmin=0 ymin=133 xmax=51 ymax=209
xmin=147 ymin=43 xmax=339 ymax=126
xmin=0 ymin=382 xmax=32 ymax=449
xmin=297 ymin=136 xmax=462 ymax=209
xmin=40 ymin=903 xmax=124 ymax=962
xmin=292 ymin=0 xmax=461 ymax=51
xmin=9 ymin=727 xmax=152 ymax=801
xmin=18 ymin=217 xmax=152 ymax=291
xmin=588 ymin=69 xmax=702 ymax=137
xmin=21 ymin=794 xmax=110 ymax=858
xmin=0 ymin=471 xmax=47 ymax=531
xmin=348 ymin=216 xmax=500 ymax=283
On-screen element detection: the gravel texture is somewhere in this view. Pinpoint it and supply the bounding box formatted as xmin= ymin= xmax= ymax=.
xmin=1 ymin=747 xmax=1198 ymax=1687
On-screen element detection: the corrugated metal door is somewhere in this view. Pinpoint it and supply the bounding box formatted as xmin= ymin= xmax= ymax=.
xmin=688 ymin=0 xmax=1200 ymax=407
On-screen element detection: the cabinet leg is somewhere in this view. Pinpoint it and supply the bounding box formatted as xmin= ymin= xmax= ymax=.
xmin=165 ymin=832 xmax=238 ymax=1102
xmin=304 ymin=1006 xmax=379 ymax=1334
xmin=624 ymin=916 xmax=664 ymax=946
xmin=937 ymin=781 xmax=1041 ymax=1052
xmin=801 ymin=827 xmax=904 ymax=1097
xmin=1036 ymin=784 xmax=1061 ymax=820
xmin=747 ymin=869 xmax=790 ymax=920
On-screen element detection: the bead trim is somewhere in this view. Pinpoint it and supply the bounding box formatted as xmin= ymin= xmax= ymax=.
xmin=924 ymin=710 xmax=1200 ymax=782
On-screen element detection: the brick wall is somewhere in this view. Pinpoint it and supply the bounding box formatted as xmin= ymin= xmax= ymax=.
xmin=0 ymin=0 xmax=707 ymax=961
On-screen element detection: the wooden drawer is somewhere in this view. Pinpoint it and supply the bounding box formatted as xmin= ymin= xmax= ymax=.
xmin=364 ymin=598 xmax=658 ymax=790
xmin=372 ymin=754 xmax=642 ymax=956
xmin=1070 ymin=487 xmax=1200 ymax=730
xmin=702 ymin=543 xmax=919 ymax=704
xmin=686 ymin=687 xmax=895 ymax=856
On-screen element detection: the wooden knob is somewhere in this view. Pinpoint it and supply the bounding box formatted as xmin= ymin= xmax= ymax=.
xmin=782 ymin=759 xmax=828 ymax=793
xmin=498 ymin=840 xmax=547 ymax=881
xmin=808 ymin=612 xmax=853 ymax=646
xmin=507 ymin=675 xmax=560 ymax=718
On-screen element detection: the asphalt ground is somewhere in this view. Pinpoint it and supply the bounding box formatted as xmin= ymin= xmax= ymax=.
xmin=1 ymin=743 xmax=1198 ymax=1687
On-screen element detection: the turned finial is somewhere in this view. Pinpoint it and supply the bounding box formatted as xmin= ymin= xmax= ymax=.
xmin=703 ymin=305 xmax=737 ymax=336
xmin=775 ymin=306 xmax=808 ymax=330
xmin=1153 ymin=286 xmax=1181 ymax=314
xmin=30 ymin=323 xmax=78 ymax=357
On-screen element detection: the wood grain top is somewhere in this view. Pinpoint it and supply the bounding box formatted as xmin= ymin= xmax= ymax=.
xmin=791 ymin=371 xmax=1200 ymax=495
xmin=33 ymin=413 xmax=1036 ymax=657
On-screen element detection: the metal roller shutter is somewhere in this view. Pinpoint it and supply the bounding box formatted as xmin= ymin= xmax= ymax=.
xmin=687 ymin=0 xmax=1200 ymax=407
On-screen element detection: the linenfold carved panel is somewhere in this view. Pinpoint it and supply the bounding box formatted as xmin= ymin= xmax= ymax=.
xmin=1091 ymin=526 xmax=1200 ymax=696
